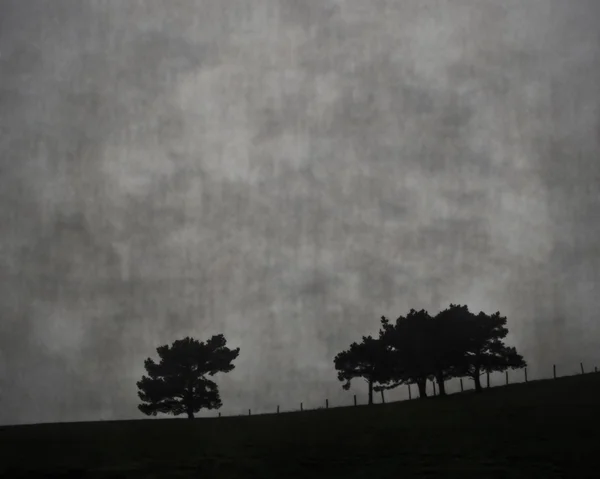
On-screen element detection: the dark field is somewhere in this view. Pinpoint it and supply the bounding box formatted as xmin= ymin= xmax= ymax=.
xmin=2 ymin=373 xmax=600 ymax=478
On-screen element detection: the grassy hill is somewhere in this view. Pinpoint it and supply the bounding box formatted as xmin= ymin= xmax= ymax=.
xmin=2 ymin=373 xmax=600 ymax=478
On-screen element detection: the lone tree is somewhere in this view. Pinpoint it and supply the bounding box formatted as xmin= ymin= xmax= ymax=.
xmin=137 ymin=334 xmax=240 ymax=419
xmin=455 ymin=310 xmax=527 ymax=392
xmin=334 ymin=335 xmax=393 ymax=405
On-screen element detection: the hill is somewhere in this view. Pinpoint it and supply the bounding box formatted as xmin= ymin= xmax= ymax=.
xmin=2 ymin=373 xmax=600 ymax=478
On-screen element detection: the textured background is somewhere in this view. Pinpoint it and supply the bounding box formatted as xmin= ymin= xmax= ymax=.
xmin=0 ymin=0 xmax=599 ymax=425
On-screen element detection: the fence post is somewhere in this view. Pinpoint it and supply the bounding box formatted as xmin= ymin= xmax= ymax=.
xmin=353 ymin=395 xmax=357 ymax=406
xmin=553 ymin=364 xmax=556 ymax=379
xmin=487 ymin=371 xmax=490 ymax=388
xmin=580 ymin=362 xmax=584 ymax=374
xmin=505 ymin=371 xmax=509 ymax=385
xmin=277 ymin=405 xmax=280 ymax=414
xmin=300 ymin=402 xmax=303 ymax=412
xmin=381 ymin=390 xmax=385 ymax=404
xmin=525 ymin=368 xmax=528 ymax=383
xmin=408 ymin=384 xmax=412 ymax=400
xmin=460 ymin=378 xmax=464 ymax=392
xmin=249 ymin=409 xmax=251 ymax=416
xmin=326 ymin=399 xmax=329 ymax=409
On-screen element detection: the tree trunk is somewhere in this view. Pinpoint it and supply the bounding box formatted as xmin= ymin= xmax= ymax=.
xmin=368 ymin=378 xmax=374 ymax=405
xmin=436 ymin=373 xmax=447 ymax=396
xmin=416 ymin=378 xmax=427 ymax=399
xmin=473 ymin=370 xmax=483 ymax=393
xmin=185 ymin=383 xmax=195 ymax=419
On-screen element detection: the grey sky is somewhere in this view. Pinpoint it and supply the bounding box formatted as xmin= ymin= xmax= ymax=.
xmin=0 ymin=0 xmax=599 ymax=425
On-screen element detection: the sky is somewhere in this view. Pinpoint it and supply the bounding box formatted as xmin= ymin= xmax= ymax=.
xmin=0 ymin=0 xmax=599 ymax=425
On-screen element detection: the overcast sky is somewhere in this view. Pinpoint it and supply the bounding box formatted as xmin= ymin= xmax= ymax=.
xmin=0 ymin=0 xmax=599 ymax=425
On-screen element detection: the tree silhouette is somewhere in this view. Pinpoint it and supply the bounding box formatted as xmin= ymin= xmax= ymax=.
xmin=454 ymin=310 xmax=527 ymax=392
xmin=379 ymin=310 xmax=435 ymax=399
xmin=137 ymin=335 xmax=240 ymax=419
xmin=431 ymin=304 xmax=476 ymax=396
xmin=334 ymin=335 xmax=392 ymax=405
xmin=338 ymin=305 xmax=527 ymax=400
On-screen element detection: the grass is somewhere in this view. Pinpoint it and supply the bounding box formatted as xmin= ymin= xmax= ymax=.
xmin=2 ymin=373 xmax=600 ymax=478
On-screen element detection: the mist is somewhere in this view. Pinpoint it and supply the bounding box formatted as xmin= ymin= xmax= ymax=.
xmin=0 ymin=0 xmax=599 ymax=425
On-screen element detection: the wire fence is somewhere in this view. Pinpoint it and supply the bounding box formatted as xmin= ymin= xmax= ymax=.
xmin=216 ymin=362 xmax=600 ymax=418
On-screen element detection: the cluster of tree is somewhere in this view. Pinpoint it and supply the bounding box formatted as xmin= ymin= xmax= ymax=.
xmin=334 ymin=304 xmax=527 ymax=405
xmin=136 ymin=304 xmax=526 ymax=419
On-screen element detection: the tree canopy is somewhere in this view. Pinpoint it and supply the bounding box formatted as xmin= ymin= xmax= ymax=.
xmin=137 ymin=334 xmax=240 ymax=419
xmin=430 ymin=304 xmax=480 ymax=394
xmin=335 ymin=304 xmax=527 ymax=401
xmin=333 ymin=335 xmax=394 ymax=405
xmin=452 ymin=310 xmax=527 ymax=391
xmin=378 ymin=309 xmax=435 ymax=398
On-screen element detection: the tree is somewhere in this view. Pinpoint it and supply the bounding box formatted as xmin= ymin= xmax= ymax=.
xmin=430 ymin=304 xmax=475 ymax=396
xmin=333 ymin=335 xmax=393 ymax=405
xmin=379 ymin=309 xmax=435 ymax=399
xmin=455 ymin=310 xmax=527 ymax=392
xmin=137 ymin=334 xmax=240 ymax=419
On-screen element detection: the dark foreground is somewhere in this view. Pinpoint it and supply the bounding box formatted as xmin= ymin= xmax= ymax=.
xmin=2 ymin=374 xmax=600 ymax=478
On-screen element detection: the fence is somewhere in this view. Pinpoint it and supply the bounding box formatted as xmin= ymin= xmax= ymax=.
xmin=215 ymin=362 xmax=600 ymax=418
